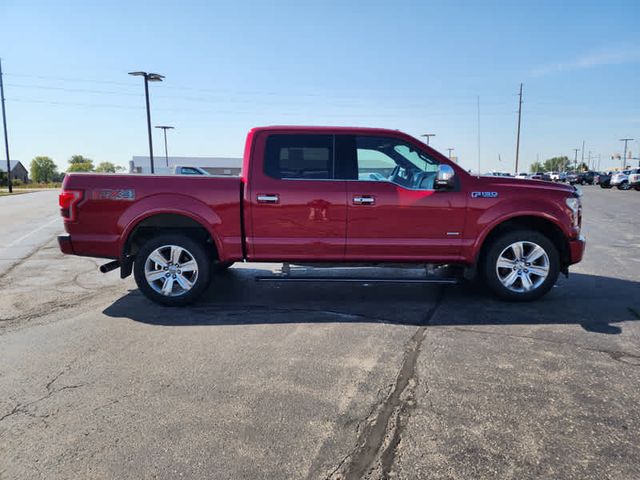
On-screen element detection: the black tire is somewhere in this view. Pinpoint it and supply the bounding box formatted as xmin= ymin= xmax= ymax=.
xmin=618 ymin=181 xmax=630 ymax=191
xmin=134 ymin=234 xmax=211 ymax=306
xmin=482 ymin=229 xmax=560 ymax=301
xmin=634 ymin=185 xmax=640 ymax=191
xmin=214 ymin=261 xmax=234 ymax=272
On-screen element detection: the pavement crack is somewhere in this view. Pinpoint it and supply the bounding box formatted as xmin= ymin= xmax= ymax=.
xmin=327 ymin=288 xmax=445 ymax=479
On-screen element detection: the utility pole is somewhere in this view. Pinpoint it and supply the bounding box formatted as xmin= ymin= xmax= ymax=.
xmin=573 ymin=148 xmax=580 ymax=171
xmin=477 ymin=96 xmax=481 ymax=175
xmin=515 ymin=83 xmax=523 ymax=175
xmin=420 ymin=133 xmax=435 ymax=146
xmin=447 ymin=148 xmax=454 ymax=160
xmin=580 ymin=140 xmax=585 ymax=170
xmin=155 ymin=125 xmax=174 ymax=167
xmin=0 ymin=58 xmax=12 ymax=193
xmin=588 ymin=151 xmax=591 ymax=170
xmin=620 ymin=138 xmax=633 ymax=169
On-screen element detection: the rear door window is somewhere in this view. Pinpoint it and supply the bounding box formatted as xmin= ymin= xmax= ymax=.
xmin=264 ymin=134 xmax=334 ymax=180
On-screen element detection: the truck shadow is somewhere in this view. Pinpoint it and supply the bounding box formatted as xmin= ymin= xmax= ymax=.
xmin=102 ymin=267 xmax=640 ymax=335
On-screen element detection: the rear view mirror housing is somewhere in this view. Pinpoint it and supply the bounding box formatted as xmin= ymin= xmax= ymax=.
xmin=435 ymin=164 xmax=456 ymax=190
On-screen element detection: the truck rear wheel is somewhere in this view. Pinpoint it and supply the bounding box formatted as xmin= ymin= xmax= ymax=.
xmin=134 ymin=234 xmax=211 ymax=306
xmin=483 ymin=229 xmax=559 ymax=301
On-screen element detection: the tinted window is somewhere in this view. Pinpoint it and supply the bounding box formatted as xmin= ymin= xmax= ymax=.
xmin=265 ymin=134 xmax=334 ymax=179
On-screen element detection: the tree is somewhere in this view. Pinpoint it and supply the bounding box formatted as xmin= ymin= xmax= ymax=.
xmin=529 ymin=161 xmax=544 ymax=173
xmin=67 ymin=154 xmax=94 ymax=172
xmin=577 ymin=162 xmax=589 ymax=172
xmin=542 ymin=156 xmax=570 ymax=172
xmin=95 ymin=161 xmax=123 ymax=173
xmin=30 ymin=156 xmax=59 ymax=183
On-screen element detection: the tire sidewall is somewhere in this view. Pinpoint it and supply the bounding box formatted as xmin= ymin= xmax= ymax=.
xmin=483 ymin=229 xmax=560 ymax=301
xmin=134 ymin=234 xmax=211 ymax=306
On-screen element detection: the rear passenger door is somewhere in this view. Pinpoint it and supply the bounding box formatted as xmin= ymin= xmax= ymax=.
xmin=247 ymin=133 xmax=347 ymax=261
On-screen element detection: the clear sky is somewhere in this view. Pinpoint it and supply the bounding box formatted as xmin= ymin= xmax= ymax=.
xmin=1 ymin=0 xmax=639 ymax=174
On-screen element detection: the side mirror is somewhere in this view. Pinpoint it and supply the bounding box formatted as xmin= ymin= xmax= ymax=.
xmin=435 ymin=164 xmax=456 ymax=189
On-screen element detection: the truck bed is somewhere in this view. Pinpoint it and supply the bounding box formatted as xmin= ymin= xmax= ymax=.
xmin=61 ymin=173 xmax=244 ymax=261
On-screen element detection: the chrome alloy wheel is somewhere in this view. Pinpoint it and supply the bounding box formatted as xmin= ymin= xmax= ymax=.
xmin=144 ymin=245 xmax=199 ymax=297
xmin=495 ymin=241 xmax=550 ymax=293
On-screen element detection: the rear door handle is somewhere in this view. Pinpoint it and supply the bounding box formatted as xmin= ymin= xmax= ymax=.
xmin=353 ymin=195 xmax=375 ymax=205
xmin=257 ymin=194 xmax=279 ymax=204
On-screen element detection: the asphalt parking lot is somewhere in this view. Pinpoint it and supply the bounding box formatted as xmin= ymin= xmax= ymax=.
xmin=1 ymin=186 xmax=639 ymax=480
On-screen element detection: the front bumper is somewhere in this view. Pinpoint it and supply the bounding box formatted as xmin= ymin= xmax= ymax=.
xmin=57 ymin=234 xmax=74 ymax=255
xmin=569 ymin=234 xmax=586 ymax=265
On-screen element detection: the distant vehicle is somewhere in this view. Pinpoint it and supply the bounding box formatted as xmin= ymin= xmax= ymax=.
xmin=145 ymin=165 xmax=212 ymax=176
xmin=548 ymin=172 xmax=566 ymax=182
xmin=485 ymin=171 xmax=513 ymax=177
xmin=515 ymin=172 xmax=528 ymax=179
xmin=624 ymin=169 xmax=640 ymax=191
xmin=597 ymin=172 xmax=613 ymax=189
xmin=567 ymin=171 xmax=596 ymax=185
xmin=530 ymin=172 xmax=551 ymax=181
xmin=610 ymin=170 xmax=632 ymax=190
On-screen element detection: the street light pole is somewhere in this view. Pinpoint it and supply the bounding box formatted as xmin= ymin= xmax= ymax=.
xmin=155 ymin=126 xmax=174 ymax=167
xmin=620 ymin=138 xmax=634 ymax=169
xmin=447 ymin=148 xmax=454 ymax=160
xmin=421 ymin=133 xmax=435 ymax=146
xmin=129 ymin=71 xmax=164 ymax=174
xmin=0 ymin=58 xmax=12 ymax=193
xmin=572 ymin=148 xmax=580 ymax=171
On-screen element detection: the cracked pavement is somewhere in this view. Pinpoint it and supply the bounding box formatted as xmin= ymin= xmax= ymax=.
xmin=1 ymin=187 xmax=639 ymax=479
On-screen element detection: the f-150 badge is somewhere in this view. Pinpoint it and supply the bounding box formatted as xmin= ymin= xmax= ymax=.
xmin=471 ymin=191 xmax=498 ymax=198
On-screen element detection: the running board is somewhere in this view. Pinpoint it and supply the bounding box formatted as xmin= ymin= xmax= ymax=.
xmin=255 ymin=276 xmax=459 ymax=284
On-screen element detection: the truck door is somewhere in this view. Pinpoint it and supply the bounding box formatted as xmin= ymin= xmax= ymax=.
xmin=343 ymin=135 xmax=467 ymax=261
xmin=246 ymin=132 xmax=347 ymax=261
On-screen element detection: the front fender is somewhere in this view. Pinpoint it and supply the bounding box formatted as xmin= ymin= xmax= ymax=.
xmin=466 ymin=197 xmax=572 ymax=263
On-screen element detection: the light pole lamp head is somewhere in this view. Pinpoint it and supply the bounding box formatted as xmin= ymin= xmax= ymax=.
xmin=147 ymin=73 xmax=164 ymax=82
xmin=128 ymin=71 xmax=165 ymax=82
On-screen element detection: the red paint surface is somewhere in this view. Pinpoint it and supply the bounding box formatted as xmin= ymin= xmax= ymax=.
xmin=59 ymin=126 xmax=585 ymax=267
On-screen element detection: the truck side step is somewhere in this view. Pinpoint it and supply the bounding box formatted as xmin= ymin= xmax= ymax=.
xmin=255 ymin=276 xmax=459 ymax=284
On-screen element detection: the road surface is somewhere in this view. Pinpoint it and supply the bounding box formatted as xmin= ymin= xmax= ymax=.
xmin=1 ymin=186 xmax=639 ymax=479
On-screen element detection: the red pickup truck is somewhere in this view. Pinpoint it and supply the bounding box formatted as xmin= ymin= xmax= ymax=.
xmin=58 ymin=126 xmax=585 ymax=305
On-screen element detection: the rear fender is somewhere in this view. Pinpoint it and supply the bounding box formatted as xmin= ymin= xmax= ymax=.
xmin=117 ymin=193 xmax=224 ymax=260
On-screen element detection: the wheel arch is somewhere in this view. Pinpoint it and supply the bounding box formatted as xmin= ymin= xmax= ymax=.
xmin=119 ymin=210 xmax=223 ymax=277
xmin=475 ymin=214 xmax=571 ymax=273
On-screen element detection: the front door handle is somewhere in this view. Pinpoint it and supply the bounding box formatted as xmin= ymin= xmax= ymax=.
xmin=257 ymin=194 xmax=280 ymax=204
xmin=353 ymin=195 xmax=375 ymax=205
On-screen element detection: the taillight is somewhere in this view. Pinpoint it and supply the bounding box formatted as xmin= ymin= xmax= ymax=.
xmin=59 ymin=190 xmax=83 ymax=221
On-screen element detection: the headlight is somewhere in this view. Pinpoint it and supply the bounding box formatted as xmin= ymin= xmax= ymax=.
xmin=566 ymin=196 xmax=581 ymax=228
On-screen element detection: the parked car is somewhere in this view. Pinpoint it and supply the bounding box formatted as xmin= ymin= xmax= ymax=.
xmin=530 ymin=172 xmax=552 ymax=181
xmin=515 ymin=172 xmax=528 ymax=179
xmin=567 ymin=171 xmax=596 ymax=185
xmin=147 ymin=165 xmax=212 ymax=176
xmin=548 ymin=172 xmax=566 ymax=182
xmin=625 ymin=169 xmax=640 ymax=191
xmin=596 ymin=171 xmax=613 ymax=188
xmin=57 ymin=125 xmax=585 ymax=304
xmin=610 ymin=170 xmax=633 ymax=190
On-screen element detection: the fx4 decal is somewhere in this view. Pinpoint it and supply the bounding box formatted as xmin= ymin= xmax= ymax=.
xmin=93 ymin=189 xmax=136 ymax=201
xmin=471 ymin=191 xmax=498 ymax=198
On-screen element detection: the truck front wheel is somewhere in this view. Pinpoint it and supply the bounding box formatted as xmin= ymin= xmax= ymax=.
xmin=134 ymin=234 xmax=211 ymax=306
xmin=483 ymin=230 xmax=559 ymax=301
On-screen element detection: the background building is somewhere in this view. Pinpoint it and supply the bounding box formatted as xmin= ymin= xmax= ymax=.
xmin=130 ymin=156 xmax=242 ymax=175
xmin=0 ymin=160 xmax=29 ymax=183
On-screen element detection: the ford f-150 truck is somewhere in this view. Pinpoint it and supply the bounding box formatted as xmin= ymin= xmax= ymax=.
xmin=58 ymin=126 xmax=585 ymax=305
